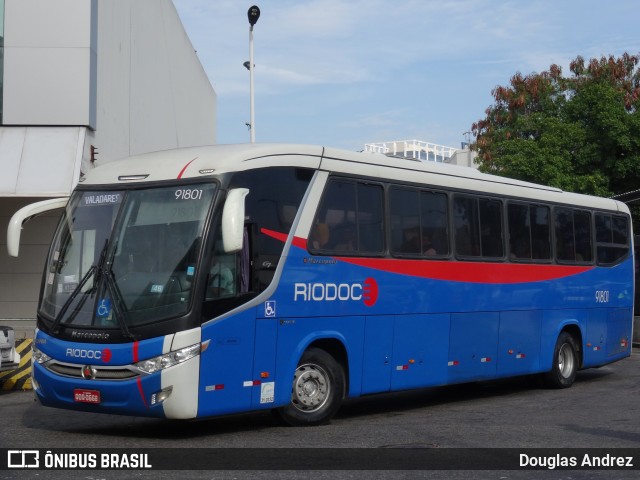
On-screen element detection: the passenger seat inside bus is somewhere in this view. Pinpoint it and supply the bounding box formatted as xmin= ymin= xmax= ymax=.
xmin=310 ymin=223 xmax=330 ymax=249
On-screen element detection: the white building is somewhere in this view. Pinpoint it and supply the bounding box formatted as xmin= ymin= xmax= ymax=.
xmin=364 ymin=139 xmax=477 ymax=168
xmin=0 ymin=0 xmax=216 ymax=335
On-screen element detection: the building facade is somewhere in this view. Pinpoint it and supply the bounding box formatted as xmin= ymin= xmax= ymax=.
xmin=364 ymin=140 xmax=477 ymax=168
xmin=0 ymin=0 xmax=216 ymax=335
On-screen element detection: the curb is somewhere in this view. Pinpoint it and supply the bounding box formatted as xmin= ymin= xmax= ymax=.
xmin=0 ymin=339 xmax=33 ymax=390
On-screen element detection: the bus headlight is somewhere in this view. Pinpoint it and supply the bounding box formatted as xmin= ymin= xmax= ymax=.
xmin=32 ymin=345 xmax=52 ymax=364
xmin=134 ymin=343 xmax=201 ymax=374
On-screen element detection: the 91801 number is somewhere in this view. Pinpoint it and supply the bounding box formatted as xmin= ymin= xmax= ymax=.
xmin=175 ymin=188 xmax=203 ymax=200
xmin=595 ymin=290 xmax=609 ymax=303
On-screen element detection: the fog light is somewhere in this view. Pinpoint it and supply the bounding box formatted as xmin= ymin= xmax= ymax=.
xmin=150 ymin=386 xmax=173 ymax=405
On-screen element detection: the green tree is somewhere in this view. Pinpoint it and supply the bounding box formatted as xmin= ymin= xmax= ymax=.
xmin=471 ymin=54 xmax=640 ymax=199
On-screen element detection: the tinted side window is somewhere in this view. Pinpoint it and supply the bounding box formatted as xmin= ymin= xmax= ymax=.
xmin=312 ymin=179 xmax=384 ymax=255
xmin=531 ymin=205 xmax=551 ymax=260
xmin=479 ymin=198 xmax=504 ymax=257
xmin=454 ymin=196 xmax=480 ymax=257
xmin=508 ymin=203 xmax=531 ymax=259
xmin=390 ymin=188 xmax=420 ymax=254
xmin=554 ymin=208 xmax=592 ymax=263
xmin=595 ymin=213 xmax=629 ymax=265
xmin=229 ymin=167 xmax=314 ymax=291
xmin=421 ymin=191 xmax=449 ymax=256
xmin=574 ymin=210 xmax=593 ymax=262
xmin=390 ymin=188 xmax=449 ymax=257
xmin=555 ymin=208 xmax=575 ymax=262
xmin=454 ymin=195 xmax=503 ymax=258
xmin=508 ymin=203 xmax=552 ymax=261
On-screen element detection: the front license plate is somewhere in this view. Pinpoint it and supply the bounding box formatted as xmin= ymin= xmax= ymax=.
xmin=73 ymin=389 xmax=101 ymax=404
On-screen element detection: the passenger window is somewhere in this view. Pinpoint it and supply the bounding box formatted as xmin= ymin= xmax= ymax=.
xmin=480 ymin=199 xmax=504 ymax=257
xmin=312 ymin=179 xmax=384 ymax=255
xmin=390 ymin=188 xmax=449 ymax=257
xmin=421 ymin=191 xmax=449 ymax=256
xmin=595 ymin=213 xmax=629 ymax=265
xmin=390 ymin=188 xmax=420 ymax=255
xmin=530 ymin=205 xmax=551 ymax=260
xmin=574 ymin=211 xmax=593 ymax=262
xmin=554 ymin=208 xmax=592 ymax=263
xmin=454 ymin=196 xmax=480 ymax=257
xmin=555 ymin=208 xmax=575 ymax=262
xmin=454 ymin=195 xmax=503 ymax=258
xmin=508 ymin=203 xmax=551 ymax=261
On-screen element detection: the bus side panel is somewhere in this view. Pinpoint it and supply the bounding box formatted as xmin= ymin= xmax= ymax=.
xmin=251 ymin=318 xmax=279 ymax=409
xmin=197 ymin=310 xmax=256 ymax=417
xmin=361 ymin=316 xmax=393 ymax=394
xmin=497 ymin=311 xmax=541 ymax=377
xmin=273 ymin=316 xmax=365 ymax=407
xmin=584 ymin=310 xmax=607 ymax=367
xmin=606 ymin=308 xmax=632 ymax=359
xmin=391 ymin=314 xmax=449 ymax=391
xmin=448 ymin=312 xmax=499 ymax=383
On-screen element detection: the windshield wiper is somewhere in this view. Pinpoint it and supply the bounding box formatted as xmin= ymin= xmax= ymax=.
xmin=50 ymin=263 xmax=96 ymax=334
xmin=102 ymin=268 xmax=134 ymax=339
xmin=93 ymin=238 xmax=135 ymax=339
xmin=50 ymin=239 xmax=109 ymax=334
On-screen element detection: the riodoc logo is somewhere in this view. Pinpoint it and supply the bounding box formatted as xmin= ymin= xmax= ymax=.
xmin=294 ymin=277 xmax=378 ymax=306
xmin=65 ymin=348 xmax=112 ymax=362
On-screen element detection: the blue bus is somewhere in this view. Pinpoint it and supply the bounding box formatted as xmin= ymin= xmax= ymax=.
xmin=8 ymin=144 xmax=634 ymax=426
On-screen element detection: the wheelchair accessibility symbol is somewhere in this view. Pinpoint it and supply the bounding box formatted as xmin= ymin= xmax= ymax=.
xmin=97 ymin=298 xmax=112 ymax=318
xmin=264 ymin=301 xmax=276 ymax=317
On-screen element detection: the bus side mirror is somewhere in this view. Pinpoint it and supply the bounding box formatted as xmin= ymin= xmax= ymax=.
xmin=222 ymin=188 xmax=249 ymax=253
xmin=7 ymin=197 xmax=69 ymax=257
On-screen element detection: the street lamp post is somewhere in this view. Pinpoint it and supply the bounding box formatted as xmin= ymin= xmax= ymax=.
xmin=247 ymin=6 xmax=260 ymax=143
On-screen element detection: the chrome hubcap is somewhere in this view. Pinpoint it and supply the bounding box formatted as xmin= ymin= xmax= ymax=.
xmin=558 ymin=343 xmax=574 ymax=378
xmin=291 ymin=363 xmax=330 ymax=413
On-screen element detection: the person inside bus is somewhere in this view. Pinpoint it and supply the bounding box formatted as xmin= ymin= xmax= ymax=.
xmin=208 ymin=248 xmax=234 ymax=298
xmin=310 ymin=223 xmax=330 ymax=249
xmin=421 ymin=233 xmax=437 ymax=256
xmin=333 ymin=223 xmax=356 ymax=251
xmin=399 ymin=227 xmax=421 ymax=254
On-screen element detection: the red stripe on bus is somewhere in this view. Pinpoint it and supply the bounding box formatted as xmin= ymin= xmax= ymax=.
xmin=260 ymin=230 xmax=593 ymax=284
xmin=136 ymin=378 xmax=148 ymax=409
xmin=133 ymin=341 xmax=139 ymax=363
xmin=261 ymin=228 xmax=307 ymax=249
xmin=336 ymin=257 xmax=593 ymax=284
xmin=177 ymin=157 xmax=198 ymax=179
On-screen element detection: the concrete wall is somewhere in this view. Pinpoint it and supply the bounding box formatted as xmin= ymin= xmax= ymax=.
xmin=0 ymin=0 xmax=216 ymax=327
xmin=89 ymin=0 xmax=216 ymax=165
xmin=3 ymin=0 xmax=97 ymax=128
xmin=0 ymin=198 xmax=60 ymax=331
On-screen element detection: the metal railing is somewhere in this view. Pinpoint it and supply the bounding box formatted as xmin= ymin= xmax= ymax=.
xmin=364 ymin=140 xmax=457 ymax=163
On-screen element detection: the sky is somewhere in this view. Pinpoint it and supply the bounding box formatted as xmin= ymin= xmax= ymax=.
xmin=171 ymin=0 xmax=640 ymax=152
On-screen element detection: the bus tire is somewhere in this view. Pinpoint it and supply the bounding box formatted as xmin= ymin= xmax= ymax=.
xmin=543 ymin=331 xmax=578 ymax=388
xmin=275 ymin=347 xmax=345 ymax=426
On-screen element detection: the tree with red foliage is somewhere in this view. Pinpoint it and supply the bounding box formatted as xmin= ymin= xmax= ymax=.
xmin=472 ymin=53 xmax=640 ymax=199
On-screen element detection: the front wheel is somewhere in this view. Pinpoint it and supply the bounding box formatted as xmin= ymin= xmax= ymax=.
xmin=543 ymin=331 xmax=579 ymax=388
xmin=275 ymin=348 xmax=345 ymax=426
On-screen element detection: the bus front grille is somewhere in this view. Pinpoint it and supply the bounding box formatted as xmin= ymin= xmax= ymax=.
xmin=45 ymin=362 xmax=139 ymax=381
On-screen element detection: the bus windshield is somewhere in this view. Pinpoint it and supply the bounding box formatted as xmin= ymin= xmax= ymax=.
xmin=40 ymin=184 xmax=216 ymax=332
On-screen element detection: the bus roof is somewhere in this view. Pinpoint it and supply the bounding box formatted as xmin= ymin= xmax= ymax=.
xmin=80 ymin=143 xmax=628 ymax=214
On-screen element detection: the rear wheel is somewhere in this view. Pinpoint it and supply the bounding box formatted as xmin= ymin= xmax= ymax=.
xmin=275 ymin=348 xmax=345 ymax=426
xmin=543 ymin=331 xmax=579 ymax=388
